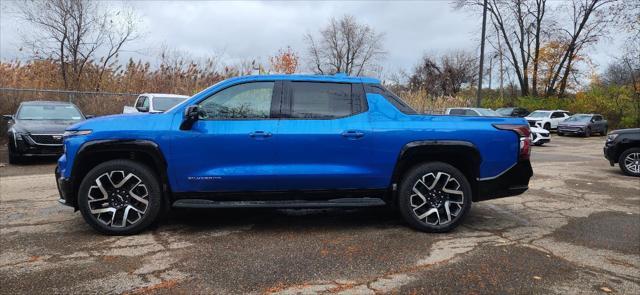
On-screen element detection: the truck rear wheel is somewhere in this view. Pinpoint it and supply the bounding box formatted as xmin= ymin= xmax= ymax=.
xmin=398 ymin=162 xmax=472 ymax=233
xmin=77 ymin=159 xmax=162 ymax=235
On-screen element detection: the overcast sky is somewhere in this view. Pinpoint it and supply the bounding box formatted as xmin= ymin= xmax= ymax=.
xmin=0 ymin=0 xmax=626 ymax=79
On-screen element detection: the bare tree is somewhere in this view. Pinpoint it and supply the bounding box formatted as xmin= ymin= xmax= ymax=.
xmin=457 ymin=0 xmax=616 ymax=97
xmin=530 ymin=0 xmax=547 ymax=96
xmin=546 ymin=0 xmax=616 ymax=97
xmin=408 ymin=51 xmax=478 ymax=97
xmin=305 ymin=15 xmax=385 ymax=76
xmin=456 ymin=0 xmax=548 ymax=96
xmin=15 ymin=0 xmax=139 ymax=90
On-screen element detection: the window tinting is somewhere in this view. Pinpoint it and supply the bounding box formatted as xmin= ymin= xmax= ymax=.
xmin=290 ymin=82 xmax=352 ymax=119
xmin=199 ymin=82 xmax=274 ymax=119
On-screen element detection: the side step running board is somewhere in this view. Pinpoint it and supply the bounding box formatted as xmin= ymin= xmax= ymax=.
xmin=172 ymin=198 xmax=387 ymax=209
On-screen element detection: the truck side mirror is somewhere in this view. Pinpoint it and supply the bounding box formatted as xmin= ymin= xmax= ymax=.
xmin=180 ymin=105 xmax=200 ymax=130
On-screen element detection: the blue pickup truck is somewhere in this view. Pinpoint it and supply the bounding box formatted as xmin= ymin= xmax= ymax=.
xmin=56 ymin=74 xmax=533 ymax=235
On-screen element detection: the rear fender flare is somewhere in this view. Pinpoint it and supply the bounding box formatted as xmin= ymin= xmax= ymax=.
xmin=390 ymin=140 xmax=482 ymax=200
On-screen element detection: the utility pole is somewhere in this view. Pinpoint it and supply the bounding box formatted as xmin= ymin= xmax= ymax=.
xmin=477 ymin=0 xmax=488 ymax=107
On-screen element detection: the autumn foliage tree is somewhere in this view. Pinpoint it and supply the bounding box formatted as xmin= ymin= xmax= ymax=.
xmin=269 ymin=47 xmax=299 ymax=74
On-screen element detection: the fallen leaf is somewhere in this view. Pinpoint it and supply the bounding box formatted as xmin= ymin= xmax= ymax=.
xmin=600 ymin=286 xmax=612 ymax=293
xmin=533 ymin=276 xmax=542 ymax=280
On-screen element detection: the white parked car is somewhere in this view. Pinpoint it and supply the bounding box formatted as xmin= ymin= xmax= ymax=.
xmin=123 ymin=93 xmax=189 ymax=114
xmin=524 ymin=110 xmax=571 ymax=131
xmin=446 ymin=107 xmax=550 ymax=146
xmin=530 ymin=126 xmax=550 ymax=146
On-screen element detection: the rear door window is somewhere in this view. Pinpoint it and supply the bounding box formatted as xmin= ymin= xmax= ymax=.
xmin=288 ymin=82 xmax=354 ymax=119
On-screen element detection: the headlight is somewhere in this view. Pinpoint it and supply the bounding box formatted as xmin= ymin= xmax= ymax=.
xmin=63 ymin=130 xmax=92 ymax=138
xmin=607 ymin=133 xmax=619 ymax=142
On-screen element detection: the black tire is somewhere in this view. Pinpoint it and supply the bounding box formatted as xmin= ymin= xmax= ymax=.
xmin=8 ymin=145 xmax=22 ymax=164
xmin=543 ymin=123 xmax=551 ymax=131
xmin=77 ymin=159 xmax=163 ymax=235
xmin=584 ymin=127 xmax=591 ymax=137
xmin=398 ymin=162 xmax=472 ymax=233
xmin=618 ymin=148 xmax=640 ymax=177
xmin=601 ymin=127 xmax=608 ymax=136
xmin=557 ymin=132 xmax=564 ymax=136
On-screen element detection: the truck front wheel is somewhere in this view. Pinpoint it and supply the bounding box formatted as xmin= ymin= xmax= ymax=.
xmin=77 ymin=159 xmax=162 ymax=235
xmin=398 ymin=162 xmax=472 ymax=233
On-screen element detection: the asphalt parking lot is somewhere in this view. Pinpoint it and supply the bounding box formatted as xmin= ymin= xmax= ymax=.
xmin=1 ymin=135 xmax=638 ymax=294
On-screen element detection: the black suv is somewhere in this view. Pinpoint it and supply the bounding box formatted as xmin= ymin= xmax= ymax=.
xmin=604 ymin=128 xmax=640 ymax=177
xmin=3 ymin=101 xmax=89 ymax=163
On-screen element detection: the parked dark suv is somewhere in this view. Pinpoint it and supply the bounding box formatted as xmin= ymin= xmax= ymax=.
xmin=557 ymin=114 xmax=608 ymax=137
xmin=3 ymin=101 xmax=89 ymax=164
xmin=604 ymin=128 xmax=640 ymax=177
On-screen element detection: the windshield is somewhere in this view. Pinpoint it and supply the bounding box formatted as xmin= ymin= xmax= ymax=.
xmin=17 ymin=104 xmax=83 ymax=120
xmin=528 ymin=111 xmax=550 ymax=118
xmin=153 ymin=97 xmax=188 ymax=112
xmin=476 ymin=108 xmax=501 ymax=116
xmin=496 ymin=108 xmax=513 ymax=116
xmin=564 ymin=114 xmax=591 ymax=122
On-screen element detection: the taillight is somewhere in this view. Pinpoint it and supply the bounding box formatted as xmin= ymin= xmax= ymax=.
xmin=493 ymin=124 xmax=531 ymax=160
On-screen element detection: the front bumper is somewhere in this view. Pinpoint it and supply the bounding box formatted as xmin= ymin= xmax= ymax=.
xmin=476 ymin=160 xmax=533 ymax=202
xmin=603 ymin=143 xmax=617 ymax=166
xmin=55 ymin=167 xmax=75 ymax=208
xmin=531 ymin=132 xmax=550 ymax=145
xmin=13 ymin=134 xmax=63 ymax=156
xmin=557 ymin=126 xmax=585 ymax=135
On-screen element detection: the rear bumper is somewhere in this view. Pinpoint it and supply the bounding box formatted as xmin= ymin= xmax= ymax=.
xmin=475 ymin=160 xmax=533 ymax=202
xmin=55 ymin=167 xmax=75 ymax=208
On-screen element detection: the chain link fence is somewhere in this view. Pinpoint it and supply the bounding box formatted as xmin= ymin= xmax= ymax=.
xmin=1 ymin=88 xmax=138 ymax=139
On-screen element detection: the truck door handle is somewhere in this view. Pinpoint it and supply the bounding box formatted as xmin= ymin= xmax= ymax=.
xmin=249 ymin=131 xmax=272 ymax=138
xmin=341 ymin=130 xmax=365 ymax=139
